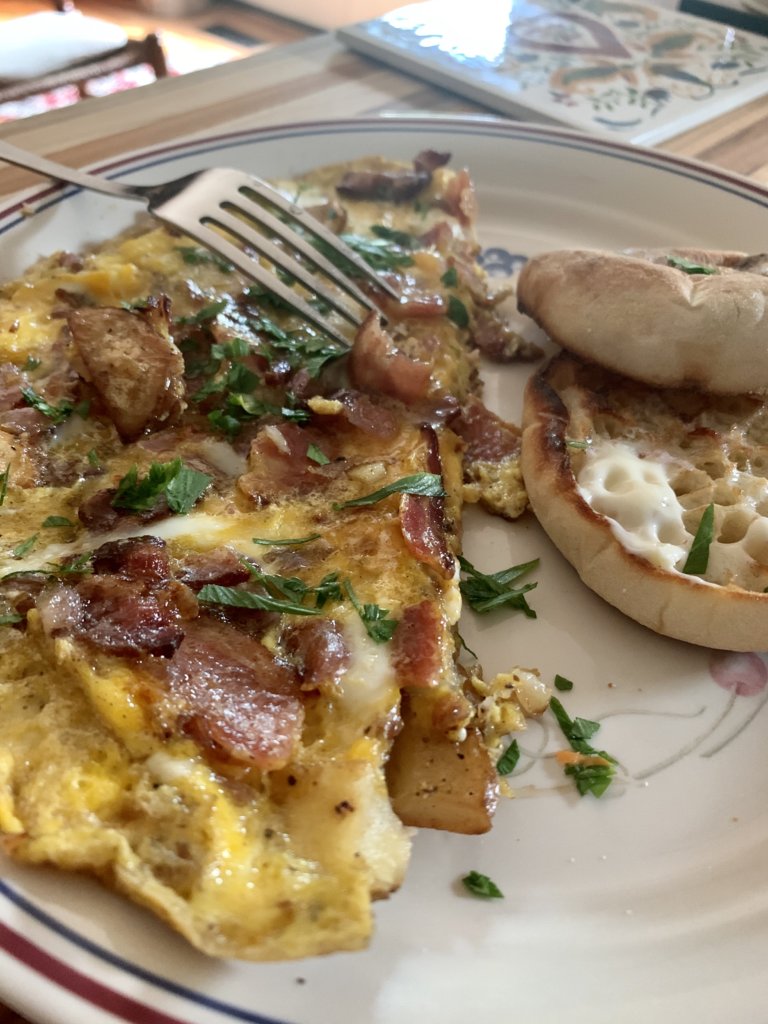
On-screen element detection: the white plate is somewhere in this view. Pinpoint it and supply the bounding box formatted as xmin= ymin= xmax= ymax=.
xmin=1 ymin=117 xmax=768 ymax=1024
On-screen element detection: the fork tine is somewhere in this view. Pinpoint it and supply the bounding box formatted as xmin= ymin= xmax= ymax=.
xmin=167 ymin=218 xmax=356 ymax=348
xmin=218 ymin=190 xmax=386 ymax=315
xmin=204 ymin=204 xmax=369 ymax=329
xmin=236 ymin=172 xmax=402 ymax=303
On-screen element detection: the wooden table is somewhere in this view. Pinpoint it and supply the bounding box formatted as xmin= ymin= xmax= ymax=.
xmin=0 ymin=28 xmax=766 ymax=1024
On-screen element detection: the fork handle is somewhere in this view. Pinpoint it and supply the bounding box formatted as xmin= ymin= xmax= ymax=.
xmin=0 ymin=140 xmax=138 ymax=200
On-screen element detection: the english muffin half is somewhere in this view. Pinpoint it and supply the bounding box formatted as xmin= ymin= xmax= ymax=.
xmin=521 ymin=351 xmax=768 ymax=650
xmin=517 ymin=248 xmax=768 ymax=395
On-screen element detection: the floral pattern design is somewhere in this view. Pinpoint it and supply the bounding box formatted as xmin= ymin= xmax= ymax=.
xmin=360 ymin=0 xmax=768 ymax=140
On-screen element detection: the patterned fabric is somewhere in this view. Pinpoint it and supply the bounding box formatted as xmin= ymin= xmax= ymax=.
xmin=0 ymin=65 xmax=162 ymax=123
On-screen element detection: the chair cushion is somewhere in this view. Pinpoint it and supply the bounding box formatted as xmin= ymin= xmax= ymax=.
xmin=0 ymin=11 xmax=128 ymax=82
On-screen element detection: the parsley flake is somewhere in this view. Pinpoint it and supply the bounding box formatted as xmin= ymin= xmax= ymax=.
xmin=666 ymin=255 xmax=718 ymax=275
xmin=682 ymin=503 xmax=715 ymax=575
xmin=496 ymin=739 xmax=520 ymax=776
xmin=20 ymin=386 xmax=75 ymax=425
xmin=462 ymin=871 xmax=504 ymax=899
xmin=344 ymin=580 xmax=397 ymax=644
xmin=176 ymin=246 xmax=234 ymax=273
xmin=112 ymin=460 xmax=212 ymax=516
xmin=441 ymin=265 xmax=458 ymax=287
xmin=42 ymin=516 xmax=75 ymax=529
xmin=446 ymin=295 xmax=470 ymax=328
xmin=252 ymin=534 xmax=321 ymax=547
xmin=334 ymin=473 xmax=445 ymax=510
xmin=11 ymin=535 xmax=37 ymax=559
xmin=0 ymin=612 xmax=23 ymax=626
xmin=0 ymin=466 xmax=9 ymax=507
xmin=307 ymin=443 xmax=330 ymax=466
xmin=554 ymin=674 xmax=574 ymax=692
xmin=458 ymin=555 xmax=538 ymax=617
xmin=549 ymin=695 xmax=617 ymax=798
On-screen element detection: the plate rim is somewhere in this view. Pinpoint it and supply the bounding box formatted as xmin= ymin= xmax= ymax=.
xmin=1 ymin=113 xmax=767 ymax=1024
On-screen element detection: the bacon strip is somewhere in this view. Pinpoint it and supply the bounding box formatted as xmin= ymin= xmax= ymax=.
xmin=40 ymin=576 xmax=184 ymax=658
xmin=452 ymin=395 xmax=521 ymax=464
xmin=163 ymin=618 xmax=304 ymax=771
xmin=392 ymin=600 xmax=443 ymax=688
xmin=237 ymin=422 xmax=343 ymax=505
xmin=283 ymin=619 xmax=350 ymax=694
xmin=399 ymin=425 xmax=455 ymax=579
xmin=350 ymin=313 xmax=431 ymax=406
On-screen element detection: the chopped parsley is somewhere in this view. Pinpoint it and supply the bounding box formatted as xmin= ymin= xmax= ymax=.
xmin=316 ymin=232 xmax=415 ymax=274
xmin=1 ymin=551 xmax=92 ymax=583
xmin=458 ymin=555 xmax=538 ymax=617
xmin=197 ymin=583 xmax=319 ymax=617
xmin=334 ymin=473 xmax=445 ymax=510
xmin=549 ymin=695 xmax=617 ymax=798
xmin=199 ymin=567 xmax=342 ymax=618
xmin=370 ymin=224 xmax=419 ymax=249
xmin=258 ymin=321 xmax=345 ymax=380
xmin=441 ymin=265 xmax=458 ymax=287
xmin=554 ymin=674 xmax=574 ymax=692
xmin=0 ymin=466 xmax=9 ymax=507
xmin=175 ymin=298 xmax=229 ymax=326
xmin=496 ymin=739 xmax=520 ymax=776
xmin=112 ymin=459 xmax=212 ymax=516
xmin=41 ymin=516 xmax=75 ymax=529
xmin=666 ymin=255 xmax=718 ymax=275
xmin=0 ymin=612 xmax=23 ymax=626
xmin=252 ymin=534 xmax=321 ymax=547
xmin=20 ymin=385 xmax=76 ymax=425
xmin=87 ymin=448 xmax=101 ymax=468
xmin=682 ymin=503 xmax=715 ymax=575
xmin=11 ymin=535 xmax=37 ymax=559
xmin=461 ymin=871 xmax=504 ymax=899
xmin=344 ymin=580 xmax=397 ymax=644
xmin=446 ymin=294 xmax=470 ymax=328
xmin=307 ymin=443 xmax=330 ymax=465
xmin=176 ymin=246 xmax=234 ymax=273
xmin=565 ymin=438 xmax=591 ymax=450
xmin=22 ymin=356 xmax=41 ymax=372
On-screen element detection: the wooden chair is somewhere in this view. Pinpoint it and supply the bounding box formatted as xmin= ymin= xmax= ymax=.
xmin=0 ymin=2 xmax=168 ymax=106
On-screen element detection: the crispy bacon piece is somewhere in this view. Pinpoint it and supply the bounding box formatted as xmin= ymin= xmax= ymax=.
xmin=436 ymin=168 xmax=477 ymax=227
xmin=453 ymin=395 xmax=521 ymax=464
xmin=40 ymin=576 xmax=184 ymax=657
xmin=69 ymin=298 xmax=186 ymax=441
xmin=283 ymin=619 xmax=350 ymax=694
xmin=331 ymin=390 xmax=398 ymax=438
xmin=414 ymin=150 xmax=451 ymax=174
xmin=392 ymin=600 xmax=443 ymax=689
xmin=77 ymin=487 xmax=169 ymax=532
xmin=163 ymin=618 xmax=303 ymax=770
xmin=337 ymin=168 xmax=430 ymax=203
xmin=419 ymin=221 xmax=454 ymax=253
xmin=336 ymin=151 xmax=451 ymax=202
xmin=399 ymin=425 xmax=454 ymax=578
xmin=177 ymin=547 xmax=252 ymax=590
xmin=472 ymin=308 xmax=541 ymax=362
xmin=91 ymin=536 xmax=171 ymax=585
xmin=237 ymin=422 xmax=342 ymax=505
xmin=349 ymin=313 xmax=432 ymax=406
xmin=400 ymin=493 xmax=455 ymax=579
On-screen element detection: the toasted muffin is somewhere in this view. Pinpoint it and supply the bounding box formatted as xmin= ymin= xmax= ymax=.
xmin=517 ymin=248 xmax=768 ymax=395
xmin=521 ymin=351 xmax=768 ymax=651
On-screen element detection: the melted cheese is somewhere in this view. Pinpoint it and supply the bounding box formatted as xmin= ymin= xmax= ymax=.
xmin=576 ymin=439 xmax=689 ymax=571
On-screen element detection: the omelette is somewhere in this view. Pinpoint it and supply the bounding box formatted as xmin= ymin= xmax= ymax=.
xmin=0 ymin=152 xmax=535 ymax=960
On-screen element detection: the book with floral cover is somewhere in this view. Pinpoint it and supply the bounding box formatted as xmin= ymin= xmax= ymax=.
xmin=338 ymin=0 xmax=768 ymax=144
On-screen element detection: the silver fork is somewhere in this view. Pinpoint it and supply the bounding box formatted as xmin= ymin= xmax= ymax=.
xmin=0 ymin=140 xmax=400 ymax=346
